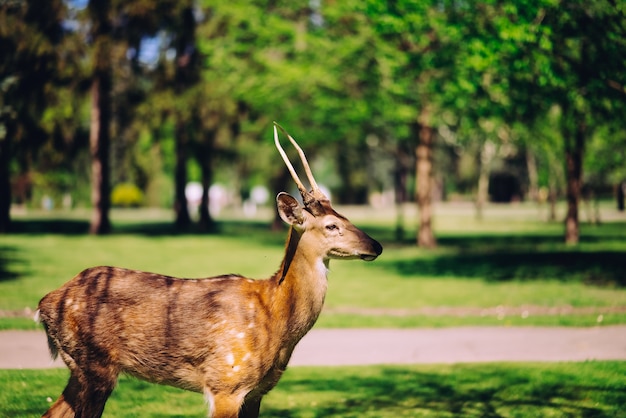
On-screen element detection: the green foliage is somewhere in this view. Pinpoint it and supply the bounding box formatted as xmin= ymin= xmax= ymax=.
xmin=3 ymin=0 xmax=626 ymax=236
xmin=585 ymin=125 xmax=626 ymax=186
xmin=1 ymin=362 xmax=625 ymax=417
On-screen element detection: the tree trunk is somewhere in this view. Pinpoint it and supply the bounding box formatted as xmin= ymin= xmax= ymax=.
xmin=271 ymin=167 xmax=291 ymax=231
xmin=0 ymin=125 xmax=12 ymax=233
xmin=526 ymin=148 xmax=539 ymax=202
xmin=414 ymin=109 xmax=437 ymax=248
xmin=563 ymin=111 xmax=585 ymax=245
xmin=394 ymin=142 xmax=410 ymax=241
xmin=89 ymin=76 xmax=112 ymax=235
xmin=476 ymin=140 xmax=495 ymax=221
xmin=88 ymin=0 xmax=112 ymax=235
xmin=172 ymin=5 xmax=198 ymax=231
xmin=198 ymin=130 xmax=216 ymax=232
xmin=548 ymin=182 xmax=557 ymax=222
xmin=336 ymin=140 xmax=352 ymax=203
xmin=198 ymin=174 xmax=214 ymax=232
xmin=546 ymin=149 xmax=563 ymax=222
xmin=476 ymin=170 xmax=489 ymax=221
xmin=617 ymin=182 xmax=625 ymax=212
xmin=174 ymin=119 xmax=191 ymax=230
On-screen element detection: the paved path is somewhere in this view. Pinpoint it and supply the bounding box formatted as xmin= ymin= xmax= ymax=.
xmin=1 ymin=326 xmax=625 ymax=369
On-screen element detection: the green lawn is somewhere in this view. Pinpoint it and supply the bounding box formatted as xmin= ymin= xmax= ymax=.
xmin=2 ymin=203 xmax=626 ymax=329
xmin=2 ymin=204 xmax=626 ymax=417
xmin=2 ymin=361 xmax=625 ymax=417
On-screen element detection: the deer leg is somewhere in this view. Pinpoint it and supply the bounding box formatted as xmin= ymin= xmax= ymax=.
xmin=74 ymin=382 xmax=114 ymax=418
xmin=43 ymin=351 xmax=117 ymax=418
xmin=42 ymin=374 xmax=81 ymax=418
xmin=74 ymin=361 xmax=117 ymax=418
xmin=238 ymin=396 xmax=261 ymax=418
xmin=210 ymin=393 xmax=245 ymax=418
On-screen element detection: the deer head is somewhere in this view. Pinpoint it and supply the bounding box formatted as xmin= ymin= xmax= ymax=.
xmin=273 ymin=122 xmax=382 ymax=262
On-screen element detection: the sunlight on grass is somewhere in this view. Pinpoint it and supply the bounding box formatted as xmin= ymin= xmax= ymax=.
xmin=2 ymin=203 xmax=626 ymax=329
xmin=2 ymin=362 xmax=624 ymax=417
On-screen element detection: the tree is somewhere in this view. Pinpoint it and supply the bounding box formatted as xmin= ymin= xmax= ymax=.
xmin=363 ymin=1 xmax=462 ymax=248
xmin=414 ymin=109 xmax=437 ymax=247
xmin=0 ymin=0 xmax=65 ymax=232
xmin=491 ymin=1 xmax=625 ymax=243
xmin=87 ymin=0 xmax=114 ymax=234
xmin=167 ymin=5 xmax=199 ymax=230
xmin=585 ymin=123 xmax=626 ymax=212
xmin=481 ymin=1 xmax=626 ymax=243
xmin=450 ymin=0 xmax=625 ymax=243
xmin=545 ymin=2 xmax=626 ymax=243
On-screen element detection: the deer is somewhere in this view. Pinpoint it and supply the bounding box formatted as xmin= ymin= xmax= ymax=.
xmin=36 ymin=122 xmax=383 ymax=418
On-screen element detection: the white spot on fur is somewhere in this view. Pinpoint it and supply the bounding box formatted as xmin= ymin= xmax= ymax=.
xmin=242 ymin=352 xmax=251 ymax=362
xmin=33 ymin=310 xmax=40 ymax=323
xmin=64 ymin=298 xmax=73 ymax=306
xmin=236 ymin=332 xmax=245 ymax=339
xmin=248 ymin=322 xmax=255 ymax=329
xmin=225 ymin=353 xmax=235 ymax=366
xmin=232 ymin=365 xmax=241 ymax=372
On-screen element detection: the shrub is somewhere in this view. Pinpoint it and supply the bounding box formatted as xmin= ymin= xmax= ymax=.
xmin=111 ymin=183 xmax=144 ymax=207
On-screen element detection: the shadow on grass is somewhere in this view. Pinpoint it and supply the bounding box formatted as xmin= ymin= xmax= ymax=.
xmin=265 ymin=366 xmax=626 ymax=417
xmin=0 ymin=246 xmax=24 ymax=282
xmin=384 ymin=249 xmax=626 ymax=286
xmin=9 ymin=218 xmax=285 ymax=241
xmin=121 ymin=220 xmax=293 ymax=248
xmin=390 ymin=231 xmax=618 ymax=250
xmin=9 ymin=217 xmax=626 ymax=287
xmin=378 ymin=223 xmax=626 ymax=287
xmin=10 ymin=219 xmax=91 ymax=234
xmin=3 ymin=364 xmax=625 ymax=417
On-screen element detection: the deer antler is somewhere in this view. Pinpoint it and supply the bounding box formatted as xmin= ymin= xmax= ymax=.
xmin=274 ymin=124 xmax=315 ymax=206
xmin=273 ymin=122 xmax=328 ymax=205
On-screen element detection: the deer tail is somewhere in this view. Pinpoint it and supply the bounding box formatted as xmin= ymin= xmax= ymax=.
xmin=34 ymin=309 xmax=60 ymax=360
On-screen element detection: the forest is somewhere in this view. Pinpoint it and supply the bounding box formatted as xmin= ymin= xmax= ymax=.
xmin=1 ymin=0 xmax=625 ymax=245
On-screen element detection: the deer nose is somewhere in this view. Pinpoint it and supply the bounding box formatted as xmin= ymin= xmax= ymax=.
xmin=360 ymin=238 xmax=383 ymax=261
xmin=372 ymin=239 xmax=383 ymax=256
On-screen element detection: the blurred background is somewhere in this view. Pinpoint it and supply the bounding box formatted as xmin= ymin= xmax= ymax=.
xmin=0 ymin=0 xmax=625 ymax=244
xmin=2 ymin=4 xmax=626 ymax=415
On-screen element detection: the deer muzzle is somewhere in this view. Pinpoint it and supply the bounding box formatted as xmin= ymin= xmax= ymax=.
xmin=359 ymin=236 xmax=383 ymax=261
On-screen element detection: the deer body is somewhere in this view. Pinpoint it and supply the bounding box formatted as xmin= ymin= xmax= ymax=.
xmin=37 ymin=124 xmax=382 ymax=418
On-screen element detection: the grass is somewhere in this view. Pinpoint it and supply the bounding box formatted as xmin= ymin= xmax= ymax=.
xmin=2 ymin=361 xmax=625 ymax=417
xmin=2 ymin=203 xmax=626 ymax=417
xmin=1 ymin=203 xmax=626 ymax=329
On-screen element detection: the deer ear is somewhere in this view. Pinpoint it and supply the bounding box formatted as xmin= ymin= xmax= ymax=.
xmin=276 ymin=192 xmax=304 ymax=226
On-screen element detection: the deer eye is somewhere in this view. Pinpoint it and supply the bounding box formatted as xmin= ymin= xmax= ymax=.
xmin=325 ymin=223 xmax=339 ymax=231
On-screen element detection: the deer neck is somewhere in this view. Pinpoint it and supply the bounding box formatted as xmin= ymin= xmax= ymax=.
xmin=273 ymin=227 xmax=329 ymax=338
